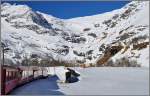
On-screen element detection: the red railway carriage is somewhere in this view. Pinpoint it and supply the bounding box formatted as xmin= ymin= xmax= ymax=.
xmin=1 ymin=65 xmax=49 ymax=95
xmin=1 ymin=65 xmax=21 ymax=95
xmin=18 ymin=66 xmax=34 ymax=85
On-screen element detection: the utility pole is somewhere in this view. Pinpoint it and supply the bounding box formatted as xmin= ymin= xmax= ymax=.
xmin=1 ymin=44 xmax=5 ymax=95
xmin=1 ymin=43 xmax=10 ymax=65
xmin=1 ymin=43 xmax=10 ymax=95
xmin=2 ymin=47 xmax=4 ymax=66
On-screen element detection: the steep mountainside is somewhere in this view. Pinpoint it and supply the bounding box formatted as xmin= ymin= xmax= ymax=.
xmin=1 ymin=1 xmax=149 ymax=67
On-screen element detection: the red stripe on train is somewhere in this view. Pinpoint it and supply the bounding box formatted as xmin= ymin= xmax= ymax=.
xmin=5 ymin=78 xmax=19 ymax=94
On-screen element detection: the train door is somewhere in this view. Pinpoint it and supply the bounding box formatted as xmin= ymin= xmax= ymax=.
xmin=1 ymin=67 xmax=6 ymax=95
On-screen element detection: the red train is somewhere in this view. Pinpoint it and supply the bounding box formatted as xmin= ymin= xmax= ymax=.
xmin=1 ymin=65 xmax=48 ymax=95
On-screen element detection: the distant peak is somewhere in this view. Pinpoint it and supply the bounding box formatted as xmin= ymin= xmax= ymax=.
xmin=1 ymin=2 xmax=31 ymax=11
xmin=124 ymin=1 xmax=148 ymax=8
xmin=1 ymin=2 xmax=11 ymax=7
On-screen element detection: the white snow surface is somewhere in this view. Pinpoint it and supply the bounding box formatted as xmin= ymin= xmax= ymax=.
xmin=58 ymin=67 xmax=149 ymax=95
xmin=10 ymin=67 xmax=149 ymax=95
xmin=1 ymin=1 xmax=149 ymax=67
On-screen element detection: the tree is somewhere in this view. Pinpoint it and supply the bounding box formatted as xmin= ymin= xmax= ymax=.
xmin=30 ymin=58 xmax=39 ymax=66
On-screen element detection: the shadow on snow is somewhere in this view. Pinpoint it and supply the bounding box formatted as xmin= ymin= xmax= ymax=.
xmin=10 ymin=75 xmax=64 ymax=95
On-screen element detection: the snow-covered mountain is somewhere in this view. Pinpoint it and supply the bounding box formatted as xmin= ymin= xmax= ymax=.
xmin=1 ymin=1 xmax=149 ymax=67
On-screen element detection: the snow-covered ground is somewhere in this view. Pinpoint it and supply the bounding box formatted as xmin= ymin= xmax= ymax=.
xmin=10 ymin=75 xmax=64 ymax=95
xmin=59 ymin=67 xmax=149 ymax=95
xmin=10 ymin=67 xmax=149 ymax=95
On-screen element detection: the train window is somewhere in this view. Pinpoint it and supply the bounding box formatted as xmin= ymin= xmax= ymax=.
xmin=12 ymin=71 xmax=14 ymax=80
xmin=10 ymin=71 xmax=13 ymax=80
xmin=23 ymin=71 xmax=25 ymax=78
xmin=6 ymin=71 xmax=9 ymax=81
xmin=14 ymin=71 xmax=17 ymax=78
xmin=15 ymin=71 xmax=18 ymax=78
xmin=19 ymin=71 xmax=22 ymax=77
xmin=8 ymin=71 xmax=10 ymax=81
xmin=6 ymin=71 xmax=8 ymax=77
xmin=12 ymin=72 xmax=14 ymax=79
xmin=13 ymin=72 xmax=15 ymax=79
xmin=9 ymin=71 xmax=12 ymax=80
xmin=11 ymin=72 xmax=13 ymax=79
xmin=7 ymin=71 xmax=9 ymax=81
xmin=13 ymin=72 xmax=15 ymax=78
xmin=6 ymin=71 xmax=17 ymax=81
xmin=14 ymin=72 xmax=16 ymax=78
xmin=23 ymin=71 xmax=25 ymax=77
xmin=17 ymin=72 xmax=19 ymax=77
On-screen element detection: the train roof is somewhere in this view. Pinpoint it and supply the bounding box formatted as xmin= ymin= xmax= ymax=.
xmin=2 ymin=65 xmax=48 ymax=71
xmin=1 ymin=65 xmax=20 ymax=71
xmin=18 ymin=66 xmax=42 ymax=71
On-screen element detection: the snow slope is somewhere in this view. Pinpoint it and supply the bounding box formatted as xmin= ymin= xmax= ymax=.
xmin=1 ymin=1 xmax=149 ymax=67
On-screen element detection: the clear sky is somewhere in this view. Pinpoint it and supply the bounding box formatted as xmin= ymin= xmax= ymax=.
xmin=3 ymin=1 xmax=130 ymax=19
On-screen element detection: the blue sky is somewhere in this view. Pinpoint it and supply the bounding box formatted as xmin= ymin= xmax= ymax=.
xmin=3 ymin=1 xmax=130 ymax=19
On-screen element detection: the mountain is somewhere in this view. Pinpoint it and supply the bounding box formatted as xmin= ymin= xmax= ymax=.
xmin=1 ymin=1 xmax=149 ymax=67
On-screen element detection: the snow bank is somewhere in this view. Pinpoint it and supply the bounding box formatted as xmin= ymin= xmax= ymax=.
xmin=46 ymin=66 xmax=68 ymax=82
